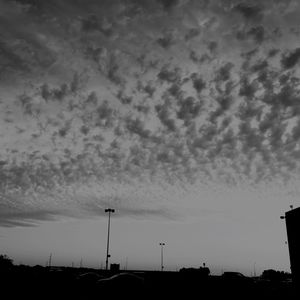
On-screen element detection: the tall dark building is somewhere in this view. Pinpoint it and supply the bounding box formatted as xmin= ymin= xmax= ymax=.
xmin=284 ymin=207 xmax=300 ymax=285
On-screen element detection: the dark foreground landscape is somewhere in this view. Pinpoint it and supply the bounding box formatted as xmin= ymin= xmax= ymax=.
xmin=0 ymin=264 xmax=297 ymax=300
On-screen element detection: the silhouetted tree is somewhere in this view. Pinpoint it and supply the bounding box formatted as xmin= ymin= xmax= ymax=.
xmin=0 ymin=254 xmax=14 ymax=270
xmin=261 ymin=269 xmax=291 ymax=281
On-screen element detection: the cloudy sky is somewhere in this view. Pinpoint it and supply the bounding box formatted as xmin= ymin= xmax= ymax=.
xmin=0 ymin=0 xmax=299 ymax=274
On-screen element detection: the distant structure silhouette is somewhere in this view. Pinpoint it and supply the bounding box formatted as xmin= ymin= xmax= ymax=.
xmin=282 ymin=206 xmax=300 ymax=286
xmin=105 ymin=208 xmax=115 ymax=270
xmin=110 ymin=263 xmax=120 ymax=272
xmin=179 ymin=266 xmax=210 ymax=277
xmin=159 ymin=242 xmax=165 ymax=271
xmin=48 ymin=253 xmax=52 ymax=267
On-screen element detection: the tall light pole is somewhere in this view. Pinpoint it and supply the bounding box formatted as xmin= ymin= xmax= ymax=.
xmin=48 ymin=253 xmax=52 ymax=268
xmin=105 ymin=208 xmax=115 ymax=270
xmin=159 ymin=242 xmax=165 ymax=271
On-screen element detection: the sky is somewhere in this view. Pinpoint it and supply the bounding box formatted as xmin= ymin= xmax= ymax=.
xmin=0 ymin=0 xmax=300 ymax=275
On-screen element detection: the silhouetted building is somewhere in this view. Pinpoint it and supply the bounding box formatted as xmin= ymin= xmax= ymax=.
xmin=284 ymin=207 xmax=300 ymax=285
xmin=179 ymin=266 xmax=210 ymax=277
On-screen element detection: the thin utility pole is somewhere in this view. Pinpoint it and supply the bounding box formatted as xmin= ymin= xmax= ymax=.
xmin=49 ymin=253 xmax=52 ymax=267
xmin=105 ymin=208 xmax=115 ymax=270
xmin=159 ymin=243 xmax=165 ymax=271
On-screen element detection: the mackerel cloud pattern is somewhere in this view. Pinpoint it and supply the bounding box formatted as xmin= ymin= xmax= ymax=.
xmin=1 ymin=0 xmax=300 ymax=226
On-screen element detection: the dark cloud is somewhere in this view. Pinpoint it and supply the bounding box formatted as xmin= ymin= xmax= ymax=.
xmin=220 ymin=128 xmax=237 ymax=149
xmin=239 ymin=76 xmax=257 ymax=99
xmin=155 ymin=104 xmax=177 ymax=131
xmin=258 ymin=107 xmax=280 ymax=134
xmin=0 ymin=14 xmax=57 ymax=81
xmin=184 ymin=27 xmax=201 ymax=41
xmin=0 ymin=208 xmax=60 ymax=227
xmin=207 ymin=41 xmax=218 ymax=53
xmin=191 ymin=73 xmax=206 ymax=94
xmin=116 ymin=90 xmax=133 ymax=105
xmin=0 ymin=40 xmax=29 ymax=75
xmin=17 ymin=94 xmax=41 ymax=116
xmin=157 ymin=0 xmax=179 ymax=11
xmin=215 ymin=62 xmax=234 ymax=82
xmin=84 ymin=91 xmax=98 ymax=107
xmin=281 ymin=48 xmax=300 ymax=69
xmin=192 ymin=124 xmax=217 ymax=150
xmin=136 ymin=81 xmax=156 ymax=98
xmin=157 ymin=65 xmax=182 ymax=84
xmin=256 ymin=67 xmax=277 ymax=91
xmin=237 ymin=101 xmax=262 ymax=121
xmin=247 ymin=26 xmax=265 ymax=44
xmin=58 ymin=119 xmax=72 ymax=138
xmin=290 ymin=119 xmax=300 ymax=141
xmin=269 ymin=122 xmax=287 ymax=150
xmin=177 ymin=96 xmax=202 ymax=125
xmin=250 ymin=59 xmax=268 ymax=73
xmin=20 ymin=74 xmax=86 ymax=116
xmin=241 ymin=48 xmax=259 ymax=59
xmin=215 ymin=93 xmax=234 ymax=114
xmin=134 ymin=103 xmax=151 ymax=115
xmin=94 ymin=100 xmax=116 ymax=128
xmin=268 ymin=48 xmax=280 ymax=58
xmin=82 ymin=196 xmax=178 ymax=220
xmin=239 ymin=121 xmax=264 ymax=153
xmin=276 ymin=77 xmax=300 ymax=109
xmin=125 ymin=117 xmax=151 ymax=139
xmin=167 ymin=83 xmax=184 ymax=99
xmin=236 ymin=26 xmax=266 ymax=44
xmin=157 ymin=31 xmax=177 ymax=49
xmin=81 ymin=14 xmax=114 ymax=37
xmin=233 ymin=2 xmax=264 ymax=21
xmin=81 ymin=14 xmax=99 ymax=32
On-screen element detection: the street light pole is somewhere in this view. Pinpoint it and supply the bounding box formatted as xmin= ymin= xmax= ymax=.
xmin=159 ymin=243 xmax=165 ymax=271
xmin=105 ymin=208 xmax=115 ymax=270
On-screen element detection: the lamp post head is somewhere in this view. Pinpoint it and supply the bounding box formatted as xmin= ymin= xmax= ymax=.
xmin=105 ymin=208 xmax=115 ymax=213
xmin=159 ymin=243 xmax=165 ymax=246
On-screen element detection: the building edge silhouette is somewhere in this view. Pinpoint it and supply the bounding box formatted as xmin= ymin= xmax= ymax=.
xmin=284 ymin=206 xmax=300 ymax=288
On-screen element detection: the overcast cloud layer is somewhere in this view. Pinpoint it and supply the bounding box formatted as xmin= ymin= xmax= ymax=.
xmin=1 ymin=0 xmax=300 ymax=226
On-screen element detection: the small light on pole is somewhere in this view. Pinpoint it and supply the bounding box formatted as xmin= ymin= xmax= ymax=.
xmin=105 ymin=208 xmax=115 ymax=270
xmin=159 ymin=242 xmax=165 ymax=272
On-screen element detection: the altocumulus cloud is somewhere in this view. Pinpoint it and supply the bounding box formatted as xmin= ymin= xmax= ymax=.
xmin=2 ymin=0 xmax=300 ymax=226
